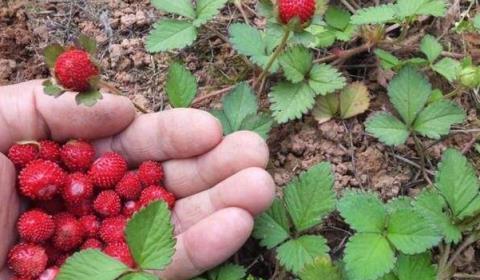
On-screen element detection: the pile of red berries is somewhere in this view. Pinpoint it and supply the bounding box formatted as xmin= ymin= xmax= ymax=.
xmin=6 ymin=139 xmax=176 ymax=279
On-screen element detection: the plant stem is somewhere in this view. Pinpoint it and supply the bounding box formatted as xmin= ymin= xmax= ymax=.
xmin=446 ymin=231 xmax=480 ymax=268
xmin=412 ymin=134 xmax=432 ymax=185
xmin=437 ymin=243 xmax=451 ymax=279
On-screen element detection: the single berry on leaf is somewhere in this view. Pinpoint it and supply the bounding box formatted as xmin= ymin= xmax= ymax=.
xmin=89 ymin=152 xmax=127 ymax=189
xmin=8 ymin=243 xmax=48 ymax=278
xmin=81 ymin=238 xmax=103 ymax=250
xmin=38 ymin=140 xmax=61 ymax=163
xmin=278 ymin=0 xmax=316 ymax=24
xmin=38 ymin=266 xmax=59 ymax=280
xmin=104 ymin=242 xmax=135 ymax=268
xmin=52 ymin=214 xmax=85 ymax=251
xmin=79 ymin=215 xmax=100 ymax=238
xmin=62 ymin=172 xmax=94 ymax=203
xmin=94 ymin=190 xmax=121 ymax=217
xmin=139 ymin=185 xmax=176 ymax=209
xmin=138 ymin=160 xmax=164 ymax=186
xmin=60 ymin=140 xmax=95 ymax=172
xmin=8 ymin=142 xmax=39 ymax=168
xmin=18 ymin=160 xmax=65 ymax=200
xmin=115 ymin=172 xmax=142 ymax=200
xmin=54 ymin=49 xmax=99 ymax=92
xmin=17 ymin=209 xmax=55 ymax=243
xmin=99 ymin=216 xmax=127 ymax=244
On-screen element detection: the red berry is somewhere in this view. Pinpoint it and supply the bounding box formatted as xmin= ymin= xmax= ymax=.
xmin=79 ymin=215 xmax=100 ymax=238
xmin=139 ymin=185 xmax=176 ymax=209
xmin=89 ymin=152 xmax=127 ymax=189
xmin=122 ymin=201 xmax=138 ymax=217
xmin=278 ymin=0 xmax=316 ymax=24
xmin=94 ymin=190 xmax=121 ymax=217
xmin=99 ymin=216 xmax=126 ymax=244
xmin=18 ymin=160 xmax=65 ymax=200
xmin=138 ymin=161 xmax=164 ymax=186
xmin=38 ymin=266 xmax=59 ymax=280
xmin=62 ymin=172 xmax=94 ymax=203
xmin=8 ymin=243 xmax=48 ymax=278
xmin=60 ymin=140 xmax=95 ymax=172
xmin=81 ymin=238 xmax=103 ymax=250
xmin=52 ymin=214 xmax=85 ymax=251
xmin=7 ymin=143 xmax=39 ymax=168
xmin=66 ymin=198 xmax=94 ymax=217
xmin=104 ymin=242 xmax=135 ymax=268
xmin=115 ymin=172 xmax=142 ymax=200
xmin=9 ymin=275 xmax=32 ymax=280
xmin=38 ymin=140 xmax=61 ymax=163
xmin=54 ymin=49 xmax=100 ymax=92
xmin=17 ymin=209 xmax=55 ymax=243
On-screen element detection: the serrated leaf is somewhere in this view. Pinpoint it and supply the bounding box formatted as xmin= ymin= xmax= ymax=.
xmin=126 ymin=201 xmax=175 ymax=270
xmin=206 ymin=263 xmax=246 ymax=280
xmin=193 ymin=0 xmax=228 ymax=27
xmin=375 ymin=49 xmax=401 ymax=70
xmin=257 ymin=0 xmax=275 ymax=19
xmin=339 ymin=82 xmax=370 ymax=119
xmin=150 ymin=0 xmax=195 ymax=18
xmin=396 ymin=0 xmax=446 ymax=18
xmin=299 ymin=256 xmax=342 ymax=280
xmin=344 ymin=233 xmax=396 ymax=280
xmin=253 ymin=199 xmax=291 ymax=249
xmin=351 ymin=4 xmax=397 ymax=25
xmin=308 ymin=64 xmax=346 ymax=96
xmin=395 ymin=253 xmax=436 ymax=280
xmin=166 ymin=62 xmax=197 ymax=108
xmin=387 ymin=209 xmax=441 ymax=254
xmin=415 ymin=0 xmax=447 ymax=17
xmin=386 ymin=197 xmax=414 ymax=213
xmin=365 ymin=112 xmax=410 ymax=146
xmin=436 ymin=149 xmax=480 ymax=220
xmin=279 ymin=45 xmax=313 ymax=83
xmin=43 ymin=80 xmax=64 ymax=97
xmin=312 ymin=93 xmax=339 ymax=123
xmin=240 ymin=113 xmax=274 ymax=140
xmin=75 ymin=90 xmax=103 ymax=107
xmin=334 ymin=24 xmax=356 ymax=41
xmin=338 ymin=190 xmax=387 ymax=233
xmin=276 ymin=235 xmax=329 ymax=274
xmin=432 ymin=57 xmax=461 ymax=82
xmin=77 ymin=34 xmax=97 ymax=55
xmin=57 ymin=250 xmax=129 ymax=280
xmin=44 ymin=44 xmax=65 ymax=68
xmin=269 ymin=82 xmax=315 ymax=123
xmin=119 ymin=273 xmax=158 ymax=280
xmin=146 ymin=20 xmax=197 ymax=52
xmin=388 ymin=66 xmax=432 ymax=125
xmin=211 ymin=109 xmax=233 ymax=135
xmin=284 ymin=163 xmax=336 ymax=232
xmin=428 ymin=89 xmax=444 ymax=103
xmin=420 ymin=35 xmax=443 ymax=63
xmin=314 ymin=30 xmax=336 ymax=48
xmin=325 ymin=6 xmax=351 ymax=30
xmin=223 ymin=82 xmax=258 ymax=131
xmin=413 ymin=100 xmax=465 ymax=139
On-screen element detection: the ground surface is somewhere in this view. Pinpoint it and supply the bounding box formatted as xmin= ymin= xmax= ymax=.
xmin=1 ymin=0 xmax=480 ymax=279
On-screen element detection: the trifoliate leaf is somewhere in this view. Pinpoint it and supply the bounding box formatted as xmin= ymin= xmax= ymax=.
xmin=75 ymin=90 xmax=103 ymax=107
xmin=166 ymin=62 xmax=197 ymax=108
xmin=299 ymin=256 xmax=342 ymax=280
xmin=339 ymin=82 xmax=370 ymax=119
xmin=308 ymin=64 xmax=346 ymax=96
xmin=193 ymin=0 xmax=229 ymax=27
xmin=325 ymin=6 xmax=351 ymax=30
xmin=420 ymin=35 xmax=443 ymax=63
xmin=375 ymin=49 xmax=401 ymax=70
xmin=387 ymin=209 xmax=441 ymax=254
xmin=365 ymin=112 xmax=410 ymax=146
xmin=279 ymin=45 xmax=313 ymax=83
xmin=253 ymin=199 xmax=291 ymax=249
xmin=276 ymin=235 xmax=329 ymax=274
xmin=57 ymin=250 xmax=130 ymax=280
xmin=126 ymin=201 xmax=175 ymax=270
xmin=146 ymin=20 xmax=197 ymax=52
xmin=395 ymin=253 xmax=436 ymax=280
xmin=284 ymin=163 xmax=336 ymax=232
xmin=351 ymin=4 xmax=397 ymax=25
xmin=344 ymin=233 xmax=396 ymax=280
xmin=432 ymin=57 xmax=461 ymax=82
xmin=436 ymin=149 xmax=480 ymax=220
xmin=44 ymin=44 xmax=65 ymax=68
xmin=119 ymin=273 xmax=158 ymax=280
xmin=388 ymin=66 xmax=432 ymax=125
xmin=206 ymin=263 xmax=247 ymax=280
xmin=338 ymin=190 xmax=387 ymax=233
xmin=312 ymin=93 xmax=339 ymax=123
xmin=413 ymin=100 xmax=465 ymax=139
xmin=222 ymin=82 xmax=258 ymax=131
xmin=240 ymin=113 xmax=274 ymax=140
xmin=269 ymin=82 xmax=315 ymax=123
xmin=150 ymin=0 xmax=196 ymax=18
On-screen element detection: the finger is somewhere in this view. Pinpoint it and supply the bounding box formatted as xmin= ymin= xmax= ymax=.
xmin=0 ymin=80 xmax=136 ymax=153
xmin=172 ymin=167 xmax=275 ymax=234
xmin=0 ymin=153 xmax=19 ymax=267
xmin=158 ymin=208 xmax=254 ymax=280
xmin=94 ymin=109 xmax=223 ymax=165
xmin=163 ymin=131 xmax=269 ymax=198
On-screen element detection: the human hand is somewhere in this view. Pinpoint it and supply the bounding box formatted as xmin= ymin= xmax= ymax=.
xmin=0 ymin=80 xmax=275 ymax=279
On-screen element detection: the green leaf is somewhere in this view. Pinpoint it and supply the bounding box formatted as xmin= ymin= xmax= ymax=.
xmin=284 ymin=163 xmax=336 ymax=232
xmin=339 ymin=82 xmax=370 ymax=119
xmin=415 ymin=0 xmax=447 ymax=17
xmin=428 ymin=89 xmax=444 ymax=103
xmin=44 ymin=44 xmax=65 ymax=68
xmin=206 ymin=263 xmax=247 ymax=280
xmin=386 ymin=197 xmax=414 ymax=213
xmin=395 ymin=253 xmax=436 ymax=280
xmin=119 ymin=273 xmax=158 ymax=280
xmin=474 ymin=14 xmax=480 ymax=30
xmin=194 ymin=0 xmax=229 ymax=27
xmin=150 ymin=0 xmax=195 ymax=18
xmin=436 ymin=149 xmax=480 ymax=219
xmin=77 ymin=34 xmax=97 ymax=55
xmin=351 ymin=4 xmax=396 ymax=25
xmin=312 ymin=93 xmax=339 ymax=123
xmin=146 ymin=20 xmax=197 ymax=52
xmin=223 ymin=82 xmax=258 ymax=131
xmin=166 ymin=62 xmax=197 ymax=108
xmin=388 ymin=66 xmax=432 ymax=125
xmin=75 ymin=90 xmax=103 ymax=107
xmin=365 ymin=112 xmax=410 ymax=146
xmin=308 ymin=64 xmax=346 ymax=96
xmin=299 ymin=256 xmax=342 ymax=280
xmin=325 ymin=6 xmax=351 ymax=30
xmin=344 ymin=233 xmax=396 ymax=280
xmin=57 ymin=250 xmax=130 ymax=280
xmin=396 ymin=0 xmax=446 ymax=18
xmin=279 ymin=45 xmax=313 ymax=83
xmin=375 ymin=49 xmax=401 ymax=70
xmin=211 ymin=109 xmax=233 ymax=135
xmin=276 ymin=235 xmax=329 ymax=274
xmin=413 ymin=100 xmax=465 ymax=139
xmin=387 ymin=209 xmax=441 ymax=254
xmin=240 ymin=113 xmax=274 ymax=140
xmin=338 ymin=190 xmax=387 ymax=233
xmin=126 ymin=201 xmax=175 ymax=270
xmin=253 ymin=199 xmax=291 ymax=249
xmin=43 ymin=80 xmax=64 ymax=97
xmin=420 ymin=35 xmax=443 ymax=63
xmin=269 ymin=82 xmax=315 ymax=123
xmin=432 ymin=57 xmax=461 ymax=82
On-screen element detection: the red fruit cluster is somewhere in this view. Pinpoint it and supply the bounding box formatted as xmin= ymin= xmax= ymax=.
xmin=278 ymin=0 xmax=316 ymax=24
xmin=6 ymin=139 xmax=176 ymax=279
